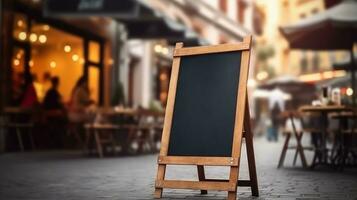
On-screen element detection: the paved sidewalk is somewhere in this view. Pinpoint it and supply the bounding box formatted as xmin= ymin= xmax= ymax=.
xmin=0 ymin=137 xmax=356 ymax=200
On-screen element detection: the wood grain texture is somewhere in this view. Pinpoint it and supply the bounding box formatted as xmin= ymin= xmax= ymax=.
xmin=244 ymin=97 xmax=259 ymax=196
xmin=157 ymin=156 xmax=239 ymax=166
xmin=154 ymin=36 xmax=258 ymax=200
xmin=174 ymin=42 xmax=250 ymax=57
xmin=154 ymin=42 xmax=183 ymax=199
xmin=156 ymin=180 xmax=236 ymax=192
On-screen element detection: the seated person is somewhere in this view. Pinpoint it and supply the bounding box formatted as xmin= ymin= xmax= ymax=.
xmin=43 ymin=76 xmax=63 ymax=110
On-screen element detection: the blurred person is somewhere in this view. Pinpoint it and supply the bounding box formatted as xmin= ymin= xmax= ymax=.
xmin=11 ymin=72 xmax=25 ymax=105
xmin=42 ymin=72 xmax=52 ymax=96
xmin=267 ymin=88 xmax=285 ymax=142
xmin=43 ymin=76 xmax=63 ymax=110
xmin=20 ymin=74 xmax=39 ymax=108
xmin=42 ymin=76 xmax=66 ymax=149
xmin=267 ymin=103 xmax=281 ymax=142
xmin=32 ymin=74 xmax=45 ymax=103
xmin=68 ymin=76 xmax=95 ymax=123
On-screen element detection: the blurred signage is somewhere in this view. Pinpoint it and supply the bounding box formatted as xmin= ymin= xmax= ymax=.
xmin=44 ymin=0 xmax=139 ymax=18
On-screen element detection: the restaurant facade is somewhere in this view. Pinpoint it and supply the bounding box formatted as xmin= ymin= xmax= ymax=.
xmin=1 ymin=0 xmax=253 ymax=110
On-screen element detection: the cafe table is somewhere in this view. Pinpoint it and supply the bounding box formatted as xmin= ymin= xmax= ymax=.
xmin=299 ymin=105 xmax=353 ymax=168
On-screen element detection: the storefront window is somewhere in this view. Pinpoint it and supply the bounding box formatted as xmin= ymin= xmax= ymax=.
xmin=11 ymin=47 xmax=26 ymax=105
xmin=88 ymin=66 xmax=99 ymax=103
xmin=29 ymin=22 xmax=84 ymax=102
xmin=89 ymin=40 xmax=100 ymax=63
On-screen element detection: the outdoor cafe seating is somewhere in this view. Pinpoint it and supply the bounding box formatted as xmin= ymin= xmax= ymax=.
xmin=84 ymin=107 xmax=164 ymax=158
xmin=0 ymin=107 xmax=36 ymax=151
xmin=0 ymin=106 xmax=164 ymax=157
xmin=278 ymin=105 xmax=357 ymax=170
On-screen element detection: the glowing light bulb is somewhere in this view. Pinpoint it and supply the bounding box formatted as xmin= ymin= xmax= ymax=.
xmin=18 ymin=32 xmax=27 ymax=41
xmin=17 ymin=20 xmax=24 ymax=27
xmin=29 ymin=60 xmax=34 ymax=67
xmin=29 ymin=33 xmax=37 ymax=42
xmin=64 ymin=45 xmax=71 ymax=53
xmin=346 ymin=88 xmax=353 ymax=96
xmin=43 ymin=25 xmax=50 ymax=31
xmin=50 ymin=61 xmax=56 ymax=69
xmin=13 ymin=59 xmax=20 ymax=66
xmin=72 ymin=54 xmax=79 ymax=62
xmin=39 ymin=35 xmax=47 ymax=43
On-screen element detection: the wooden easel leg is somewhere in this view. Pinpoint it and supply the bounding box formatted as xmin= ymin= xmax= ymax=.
xmin=244 ymin=101 xmax=259 ymax=197
xmin=197 ymin=165 xmax=208 ymax=194
xmin=227 ymin=166 xmax=239 ymax=200
xmin=154 ymin=164 xmax=166 ymax=198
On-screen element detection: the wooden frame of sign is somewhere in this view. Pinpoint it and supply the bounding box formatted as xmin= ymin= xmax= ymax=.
xmin=154 ymin=36 xmax=258 ymax=200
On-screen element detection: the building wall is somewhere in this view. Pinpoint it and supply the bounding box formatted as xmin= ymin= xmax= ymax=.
xmin=120 ymin=0 xmax=254 ymax=108
xmin=254 ymin=0 xmax=339 ymax=80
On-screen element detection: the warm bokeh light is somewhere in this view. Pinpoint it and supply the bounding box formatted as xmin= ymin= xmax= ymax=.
xmin=346 ymin=87 xmax=353 ymax=96
xmin=29 ymin=33 xmax=37 ymax=42
xmin=159 ymin=73 xmax=167 ymax=81
xmin=50 ymin=61 xmax=57 ymax=69
xmin=42 ymin=24 xmax=50 ymax=31
xmin=38 ymin=34 xmax=47 ymax=43
xmin=13 ymin=59 xmax=20 ymax=66
xmin=299 ymin=70 xmax=347 ymax=82
xmin=72 ymin=54 xmax=79 ymax=62
xmin=161 ymin=47 xmax=169 ymax=55
xmin=18 ymin=32 xmax=27 ymax=40
xmin=64 ymin=45 xmax=71 ymax=53
xmin=154 ymin=44 xmax=162 ymax=53
xmin=256 ymin=71 xmax=268 ymax=81
xmin=29 ymin=60 xmax=34 ymax=67
xmin=17 ymin=20 xmax=24 ymax=27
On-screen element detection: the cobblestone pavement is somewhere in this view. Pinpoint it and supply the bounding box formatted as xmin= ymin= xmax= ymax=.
xmin=0 ymin=137 xmax=356 ymax=200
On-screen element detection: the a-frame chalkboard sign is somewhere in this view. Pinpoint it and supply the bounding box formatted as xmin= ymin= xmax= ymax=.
xmin=154 ymin=36 xmax=258 ymax=200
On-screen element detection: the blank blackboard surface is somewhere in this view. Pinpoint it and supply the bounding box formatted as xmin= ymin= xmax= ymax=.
xmin=168 ymin=51 xmax=242 ymax=157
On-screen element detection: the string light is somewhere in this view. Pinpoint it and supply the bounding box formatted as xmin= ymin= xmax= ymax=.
xmin=18 ymin=32 xmax=27 ymax=41
xmin=13 ymin=59 xmax=20 ymax=66
xmin=72 ymin=54 xmax=79 ymax=62
xmin=39 ymin=35 xmax=47 ymax=43
xmin=43 ymin=25 xmax=50 ymax=31
xmin=154 ymin=45 xmax=162 ymax=53
xmin=17 ymin=20 xmax=24 ymax=27
xmin=29 ymin=33 xmax=37 ymax=42
xmin=256 ymin=71 xmax=269 ymax=81
xmin=64 ymin=45 xmax=71 ymax=53
xmin=50 ymin=61 xmax=56 ymax=69
xmin=161 ymin=47 xmax=169 ymax=55
xmin=346 ymin=88 xmax=353 ymax=96
xmin=29 ymin=60 xmax=34 ymax=67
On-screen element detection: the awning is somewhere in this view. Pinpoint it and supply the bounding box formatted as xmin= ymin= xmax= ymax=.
xmin=118 ymin=0 xmax=203 ymax=46
xmin=44 ymin=0 xmax=204 ymax=45
xmin=333 ymin=56 xmax=357 ymax=71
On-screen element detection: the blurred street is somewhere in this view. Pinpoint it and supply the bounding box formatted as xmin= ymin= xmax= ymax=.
xmin=1 ymin=137 xmax=357 ymax=200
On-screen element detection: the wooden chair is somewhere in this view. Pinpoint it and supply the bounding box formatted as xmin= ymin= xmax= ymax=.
xmin=277 ymin=111 xmax=315 ymax=168
xmin=134 ymin=109 xmax=164 ymax=153
xmin=84 ymin=123 xmax=120 ymax=158
xmin=1 ymin=107 xmax=36 ymax=152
